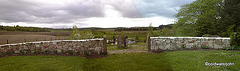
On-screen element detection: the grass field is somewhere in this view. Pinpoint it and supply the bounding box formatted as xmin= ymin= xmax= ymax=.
xmin=0 ymin=35 xmax=69 ymax=45
xmin=0 ymin=31 xmax=70 ymax=44
xmin=0 ymin=31 xmax=70 ymax=36
xmin=0 ymin=30 xmax=148 ymax=44
xmin=0 ymin=50 xmax=239 ymax=71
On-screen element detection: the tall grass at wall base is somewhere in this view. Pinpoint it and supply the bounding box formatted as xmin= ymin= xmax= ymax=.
xmin=222 ymin=45 xmax=240 ymax=50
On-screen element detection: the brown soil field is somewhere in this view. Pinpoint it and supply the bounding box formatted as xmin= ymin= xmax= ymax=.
xmin=0 ymin=31 xmax=71 ymax=36
xmin=0 ymin=31 xmax=70 ymax=45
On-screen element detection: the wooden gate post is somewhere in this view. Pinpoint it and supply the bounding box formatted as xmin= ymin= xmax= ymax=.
xmin=113 ymin=36 xmax=116 ymax=43
xmin=103 ymin=35 xmax=107 ymax=54
xmin=147 ymin=34 xmax=151 ymax=52
xmin=124 ymin=36 xmax=128 ymax=48
xmin=117 ymin=35 xmax=122 ymax=48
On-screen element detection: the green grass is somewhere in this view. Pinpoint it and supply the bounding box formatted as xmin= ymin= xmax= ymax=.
xmin=166 ymin=50 xmax=240 ymax=71
xmin=83 ymin=53 xmax=171 ymax=71
xmin=0 ymin=56 xmax=86 ymax=71
xmin=0 ymin=50 xmax=240 ymax=71
xmin=107 ymin=44 xmax=118 ymax=51
xmin=0 ymin=53 xmax=171 ymax=71
xmin=129 ymin=42 xmax=146 ymax=50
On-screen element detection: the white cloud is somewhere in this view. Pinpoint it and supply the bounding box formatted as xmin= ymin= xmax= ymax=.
xmin=104 ymin=5 xmax=122 ymax=18
xmin=81 ymin=16 xmax=174 ymax=28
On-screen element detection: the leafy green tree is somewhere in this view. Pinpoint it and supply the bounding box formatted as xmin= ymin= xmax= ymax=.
xmin=0 ymin=25 xmax=3 ymax=30
xmin=161 ymin=28 xmax=174 ymax=36
xmin=70 ymin=25 xmax=81 ymax=40
xmin=229 ymin=25 xmax=240 ymax=47
xmin=70 ymin=25 xmax=94 ymax=40
xmin=15 ymin=25 xmax=20 ymax=30
xmin=174 ymin=0 xmax=222 ymax=36
xmin=220 ymin=0 xmax=240 ymax=47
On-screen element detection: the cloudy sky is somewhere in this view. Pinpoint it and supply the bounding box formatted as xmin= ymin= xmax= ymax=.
xmin=0 ymin=0 xmax=195 ymax=28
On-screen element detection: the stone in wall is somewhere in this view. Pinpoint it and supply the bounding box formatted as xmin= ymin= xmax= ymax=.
xmin=176 ymin=38 xmax=184 ymax=49
xmin=170 ymin=38 xmax=178 ymax=50
xmin=222 ymin=39 xmax=230 ymax=47
xmin=214 ymin=39 xmax=223 ymax=49
xmin=208 ymin=39 xmax=214 ymax=48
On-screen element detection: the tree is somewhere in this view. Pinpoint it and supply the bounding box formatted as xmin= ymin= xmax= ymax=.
xmin=15 ymin=25 xmax=20 ymax=30
xmin=70 ymin=25 xmax=81 ymax=40
xmin=174 ymin=0 xmax=222 ymax=36
xmin=70 ymin=25 xmax=94 ymax=40
xmin=220 ymin=0 xmax=240 ymax=47
xmin=148 ymin=23 xmax=153 ymax=36
xmin=0 ymin=25 xmax=3 ymax=30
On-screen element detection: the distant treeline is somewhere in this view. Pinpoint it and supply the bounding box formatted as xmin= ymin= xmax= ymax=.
xmin=0 ymin=25 xmax=51 ymax=32
xmin=158 ymin=24 xmax=173 ymax=29
xmin=114 ymin=24 xmax=172 ymax=31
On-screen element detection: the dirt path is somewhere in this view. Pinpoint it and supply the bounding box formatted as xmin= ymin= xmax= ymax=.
xmin=108 ymin=47 xmax=147 ymax=54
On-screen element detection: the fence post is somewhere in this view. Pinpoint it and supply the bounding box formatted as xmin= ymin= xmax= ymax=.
xmin=117 ymin=34 xmax=122 ymax=48
xmin=103 ymin=35 xmax=107 ymax=54
xmin=24 ymin=38 xmax=26 ymax=42
xmin=124 ymin=36 xmax=128 ymax=48
xmin=147 ymin=34 xmax=151 ymax=52
xmin=113 ymin=36 xmax=116 ymax=43
xmin=7 ymin=40 xmax=8 ymax=44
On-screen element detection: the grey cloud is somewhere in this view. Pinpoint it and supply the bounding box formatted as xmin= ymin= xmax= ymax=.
xmin=103 ymin=0 xmax=142 ymax=18
xmin=0 ymin=0 xmax=195 ymax=24
xmin=63 ymin=1 xmax=104 ymax=17
xmin=0 ymin=0 xmax=104 ymax=23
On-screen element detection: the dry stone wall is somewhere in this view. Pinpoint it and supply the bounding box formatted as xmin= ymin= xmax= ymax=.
xmin=150 ymin=37 xmax=230 ymax=51
xmin=0 ymin=38 xmax=106 ymax=56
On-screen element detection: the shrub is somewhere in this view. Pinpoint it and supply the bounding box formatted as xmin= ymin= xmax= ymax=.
xmin=230 ymin=32 xmax=240 ymax=48
xmin=76 ymin=51 xmax=81 ymax=55
xmin=148 ymin=23 xmax=153 ymax=36
xmin=83 ymin=49 xmax=89 ymax=56
xmin=200 ymin=43 xmax=209 ymax=49
xmin=181 ymin=44 xmax=186 ymax=49
xmin=20 ymin=50 xmax=25 ymax=55
xmin=61 ymin=49 xmax=65 ymax=54
xmin=45 ymin=50 xmax=50 ymax=54
xmin=229 ymin=25 xmax=240 ymax=49
xmin=53 ymin=50 xmax=58 ymax=54
xmin=224 ymin=45 xmax=240 ymax=50
xmin=6 ymin=49 xmax=14 ymax=55
xmin=202 ymin=34 xmax=219 ymax=37
xmin=67 ymin=50 xmax=73 ymax=55
xmin=192 ymin=45 xmax=198 ymax=49
xmin=135 ymin=35 xmax=139 ymax=41
xmin=33 ymin=50 xmax=40 ymax=54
